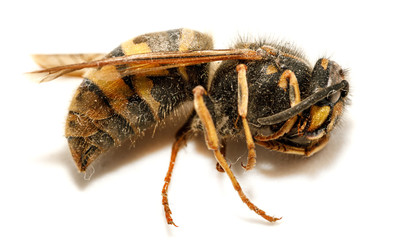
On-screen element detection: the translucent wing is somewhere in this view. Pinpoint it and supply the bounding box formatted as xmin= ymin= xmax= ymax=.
xmin=30 ymin=49 xmax=262 ymax=83
xmin=31 ymin=53 xmax=105 ymax=80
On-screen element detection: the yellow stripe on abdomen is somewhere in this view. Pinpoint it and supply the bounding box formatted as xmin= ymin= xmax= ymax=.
xmin=121 ymin=41 xmax=152 ymax=55
xmin=134 ymin=76 xmax=161 ymax=121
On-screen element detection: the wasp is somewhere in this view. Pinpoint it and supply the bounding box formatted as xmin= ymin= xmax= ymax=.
xmin=32 ymin=28 xmax=349 ymax=226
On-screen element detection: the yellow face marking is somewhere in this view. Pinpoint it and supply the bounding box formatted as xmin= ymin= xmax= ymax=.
xmin=121 ymin=41 xmax=152 ymax=55
xmin=321 ymin=58 xmax=329 ymax=70
xmin=266 ymin=64 xmax=278 ymax=75
xmin=308 ymin=105 xmax=331 ymax=132
xmin=179 ymin=29 xmax=195 ymax=52
xmin=134 ymin=76 xmax=160 ymax=120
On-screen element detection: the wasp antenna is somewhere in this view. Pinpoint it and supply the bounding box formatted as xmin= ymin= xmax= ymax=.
xmin=257 ymin=80 xmax=349 ymax=125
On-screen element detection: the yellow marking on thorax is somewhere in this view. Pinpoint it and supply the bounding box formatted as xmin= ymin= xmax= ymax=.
xmin=134 ymin=76 xmax=160 ymax=120
xmin=321 ymin=58 xmax=329 ymax=70
xmin=261 ymin=46 xmax=311 ymax=67
xmin=266 ymin=64 xmax=278 ymax=75
xmin=308 ymin=105 xmax=331 ymax=132
xmin=121 ymin=41 xmax=152 ymax=55
xmin=278 ymin=72 xmax=288 ymax=90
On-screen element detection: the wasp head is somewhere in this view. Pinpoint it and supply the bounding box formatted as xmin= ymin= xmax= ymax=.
xmin=256 ymin=57 xmax=349 ymax=152
xmin=303 ymin=58 xmax=349 ymax=140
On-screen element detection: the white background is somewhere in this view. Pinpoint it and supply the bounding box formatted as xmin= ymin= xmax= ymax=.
xmin=1 ymin=0 xmax=400 ymax=239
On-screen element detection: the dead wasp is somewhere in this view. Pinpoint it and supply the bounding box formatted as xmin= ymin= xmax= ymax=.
xmin=31 ymin=28 xmax=349 ymax=226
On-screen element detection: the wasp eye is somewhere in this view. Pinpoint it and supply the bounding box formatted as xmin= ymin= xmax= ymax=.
xmin=339 ymin=69 xmax=345 ymax=78
xmin=328 ymin=62 xmax=343 ymax=84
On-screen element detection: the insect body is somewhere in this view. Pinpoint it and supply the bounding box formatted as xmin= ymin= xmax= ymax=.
xmin=32 ymin=28 xmax=349 ymax=226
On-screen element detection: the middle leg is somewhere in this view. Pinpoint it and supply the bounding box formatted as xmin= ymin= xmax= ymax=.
xmin=254 ymin=70 xmax=302 ymax=142
xmin=236 ymin=64 xmax=257 ymax=170
xmin=193 ymin=85 xmax=281 ymax=223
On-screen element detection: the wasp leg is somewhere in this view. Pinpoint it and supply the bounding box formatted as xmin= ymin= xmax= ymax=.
xmin=236 ymin=64 xmax=257 ymax=171
xmin=193 ymin=86 xmax=281 ymax=223
xmin=254 ymin=70 xmax=301 ymax=142
xmin=255 ymin=135 xmax=330 ymax=157
xmin=216 ymin=139 xmax=227 ymax=172
xmin=162 ymin=112 xmax=195 ymax=227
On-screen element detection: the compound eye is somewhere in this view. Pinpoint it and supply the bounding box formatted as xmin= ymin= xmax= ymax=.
xmin=328 ymin=62 xmax=344 ymax=85
xmin=339 ymin=69 xmax=345 ymax=79
xmin=329 ymin=67 xmax=344 ymax=101
xmin=312 ymin=59 xmax=348 ymax=105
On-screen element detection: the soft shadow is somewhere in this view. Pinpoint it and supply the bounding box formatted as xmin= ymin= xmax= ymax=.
xmin=43 ymin=111 xmax=353 ymax=189
xmin=238 ymin=216 xmax=283 ymax=227
xmin=256 ymin=116 xmax=354 ymax=178
xmin=35 ymin=145 xmax=89 ymax=187
xmin=192 ymin=116 xmax=353 ymax=179
xmin=79 ymin=117 xmax=189 ymax=189
xmin=38 ymin=111 xmax=190 ymax=190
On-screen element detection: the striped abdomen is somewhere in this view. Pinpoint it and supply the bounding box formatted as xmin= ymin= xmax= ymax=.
xmin=66 ymin=29 xmax=212 ymax=171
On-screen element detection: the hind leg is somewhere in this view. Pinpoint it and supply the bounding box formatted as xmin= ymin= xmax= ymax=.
xmin=162 ymin=112 xmax=195 ymax=227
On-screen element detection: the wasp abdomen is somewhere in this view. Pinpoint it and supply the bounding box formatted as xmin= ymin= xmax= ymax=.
xmin=65 ymin=29 xmax=213 ymax=171
xmin=66 ymin=78 xmax=135 ymax=171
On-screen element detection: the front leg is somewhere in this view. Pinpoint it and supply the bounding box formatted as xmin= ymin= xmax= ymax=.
xmin=254 ymin=70 xmax=301 ymax=141
xmin=256 ymin=135 xmax=330 ymax=157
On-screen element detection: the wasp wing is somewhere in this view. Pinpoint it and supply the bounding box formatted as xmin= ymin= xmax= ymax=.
xmin=30 ymin=49 xmax=262 ymax=83
xmin=31 ymin=53 xmax=106 ymax=80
